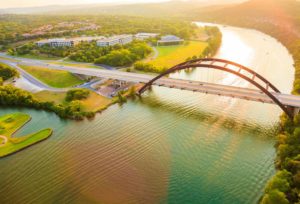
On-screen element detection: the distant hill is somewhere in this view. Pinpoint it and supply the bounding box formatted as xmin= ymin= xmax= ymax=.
xmin=194 ymin=0 xmax=300 ymax=44
xmin=0 ymin=0 xmax=247 ymax=16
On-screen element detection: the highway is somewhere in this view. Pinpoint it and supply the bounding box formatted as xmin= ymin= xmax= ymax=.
xmin=2 ymin=53 xmax=300 ymax=108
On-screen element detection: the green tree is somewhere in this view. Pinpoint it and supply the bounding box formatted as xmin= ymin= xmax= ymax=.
xmin=0 ymin=63 xmax=19 ymax=80
xmin=66 ymin=89 xmax=90 ymax=102
xmin=261 ymin=190 xmax=289 ymax=204
xmin=265 ymin=170 xmax=292 ymax=194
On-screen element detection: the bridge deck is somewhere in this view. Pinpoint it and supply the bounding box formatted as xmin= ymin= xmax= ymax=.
xmin=12 ymin=60 xmax=300 ymax=108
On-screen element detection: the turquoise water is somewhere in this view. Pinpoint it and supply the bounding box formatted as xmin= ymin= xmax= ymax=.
xmin=0 ymin=24 xmax=295 ymax=203
xmin=0 ymin=91 xmax=278 ymax=204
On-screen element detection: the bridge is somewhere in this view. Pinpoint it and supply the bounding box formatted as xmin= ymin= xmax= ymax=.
xmin=4 ymin=57 xmax=300 ymax=119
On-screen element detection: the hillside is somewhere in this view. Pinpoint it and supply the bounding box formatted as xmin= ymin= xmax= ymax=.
xmin=0 ymin=0 xmax=247 ymax=16
xmin=195 ymin=0 xmax=300 ymax=87
xmin=196 ymin=0 xmax=300 ymax=44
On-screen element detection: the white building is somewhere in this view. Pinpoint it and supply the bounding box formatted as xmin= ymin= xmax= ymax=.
xmin=97 ymin=37 xmax=121 ymax=47
xmin=119 ymin=35 xmax=133 ymax=45
xmin=36 ymin=38 xmax=75 ymax=47
xmin=157 ymin=35 xmax=184 ymax=46
xmin=71 ymin=36 xmax=105 ymax=43
xmin=96 ymin=35 xmax=133 ymax=47
xmin=36 ymin=36 xmax=105 ymax=47
xmin=135 ymin=33 xmax=159 ymax=40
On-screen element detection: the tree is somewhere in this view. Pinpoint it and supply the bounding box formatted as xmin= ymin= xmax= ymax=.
xmin=95 ymin=49 xmax=135 ymax=67
xmin=0 ymin=63 xmax=19 ymax=80
xmin=128 ymin=42 xmax=152 ymax=59
xmin=66 ymin=89 xmax=90 ymax=102
xmin=261 ymin=190 xmax=289 ymax=204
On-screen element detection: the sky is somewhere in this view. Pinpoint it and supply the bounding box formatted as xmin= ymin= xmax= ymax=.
xmin=0 ymin=0 xmax=172 ymax=8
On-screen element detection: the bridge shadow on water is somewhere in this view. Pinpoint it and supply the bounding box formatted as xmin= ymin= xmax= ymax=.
xmin=134 ymin=91 xmax=280 ymax=138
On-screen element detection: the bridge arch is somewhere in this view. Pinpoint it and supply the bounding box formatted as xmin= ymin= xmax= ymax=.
xmin=138 ymin=58 xmax=294 ymax=119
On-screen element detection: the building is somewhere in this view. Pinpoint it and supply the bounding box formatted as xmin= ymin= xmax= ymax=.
xmin=119 ymin=35 xmax=133 ymax=45
xmin=36 ymin=36 xmax=105 ymax=47
xmin=135 ymin=33 xmax=159 ymax=40
xmin=96 ymin=37 xmax=121 ymax=47
xmin=36 ymin=38 xmax=75 ymax=47
xmin=96 ymin=35 xmax=133 ymax=47
xmin=157 ymin=35 xmax=184 ymax=46
xmin=71 ymin=36 xmax=105 ymax=43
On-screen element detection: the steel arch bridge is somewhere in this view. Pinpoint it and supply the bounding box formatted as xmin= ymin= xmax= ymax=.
xmin=138 ymin=58 xmax=295 ymax=119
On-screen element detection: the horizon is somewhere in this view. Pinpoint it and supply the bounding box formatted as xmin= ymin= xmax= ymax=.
xmin=0 ymin=0 xmax=243 ymax=9
xmin=0 ymin=0 xmax=171 ymax=9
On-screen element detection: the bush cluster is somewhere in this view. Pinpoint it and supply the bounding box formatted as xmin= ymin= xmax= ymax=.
xmin=0 ymin=63 xmax=19 ymax=80
xmin=66 ymin=89 xmax=90 ymax=102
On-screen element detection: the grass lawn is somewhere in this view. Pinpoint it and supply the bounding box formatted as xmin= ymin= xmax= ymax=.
xmin=0 ymin=113 xmax=52 ymax=157
xmin=34 ymin=90 xmax=113 ymax=112
xmin=149 ymin=41 xmax=208 ymax=68
xmin=34 ymin=91 xmax=67 ymax=104
xmin=20 ymin=65 xmax=85 ymax=88
xmin=81 ymin=91 xmax=112 ymax=112
xmin=0 ymin=113 xmax=30 ymax=136
xmin=14 ymin=54 xmax=61 ymax=60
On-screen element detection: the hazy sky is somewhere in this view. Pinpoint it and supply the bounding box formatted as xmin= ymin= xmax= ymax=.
xmin=0 ymin=0 xmax=172 ymax=8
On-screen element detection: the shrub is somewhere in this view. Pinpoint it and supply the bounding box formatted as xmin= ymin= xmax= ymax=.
xmin=0 ymin=63 xmax=19 ymax=80
xmin=261 ymin=190 xmax=289 ymax=204
xmin=134 ymin=62 xmax=167 ymax=73
xmin=66 ymin=89 xmax=90 ymax=102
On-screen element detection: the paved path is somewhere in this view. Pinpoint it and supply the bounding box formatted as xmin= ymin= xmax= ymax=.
xmin=152 ymin=46 xmax=159 ymax=59
xmin=0 ymin=135 xmax=8 ymax=147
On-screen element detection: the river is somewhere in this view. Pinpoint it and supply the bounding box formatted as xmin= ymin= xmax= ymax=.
xmin=0 ymin=23 xmax=295 ymax=204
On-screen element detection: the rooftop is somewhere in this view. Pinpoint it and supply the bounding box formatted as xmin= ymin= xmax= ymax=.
xmin=160 ymin=35 xmax=183 ymax=41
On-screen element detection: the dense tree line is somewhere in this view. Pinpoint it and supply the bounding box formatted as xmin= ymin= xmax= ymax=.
xmin=0 ymin=63 xmax=19 ymax=80
xmin=200 ymin=26 xmax=223 ymax=58
xmin=94 ymin=42 xmax=152 ymax=67
xmin=0 ymin=85 xmax=94 ymax=120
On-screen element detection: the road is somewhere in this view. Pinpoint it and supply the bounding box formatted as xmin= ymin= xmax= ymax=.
xmin=2 ymin=53 xmax=300 ymax=108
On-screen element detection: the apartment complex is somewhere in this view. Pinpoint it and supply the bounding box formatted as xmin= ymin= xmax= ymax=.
xmin=157 ymin=35 xmax=184 ymax=45
xmin=96 ymin=35 xmax=133 ymax=47
xmin=135 ymin=33 xmax=159 ymax=40
xmin=36 ymin=36 xmax=105 ymax=47
xmin=36 ymin=38 xmax=75 ymax=47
